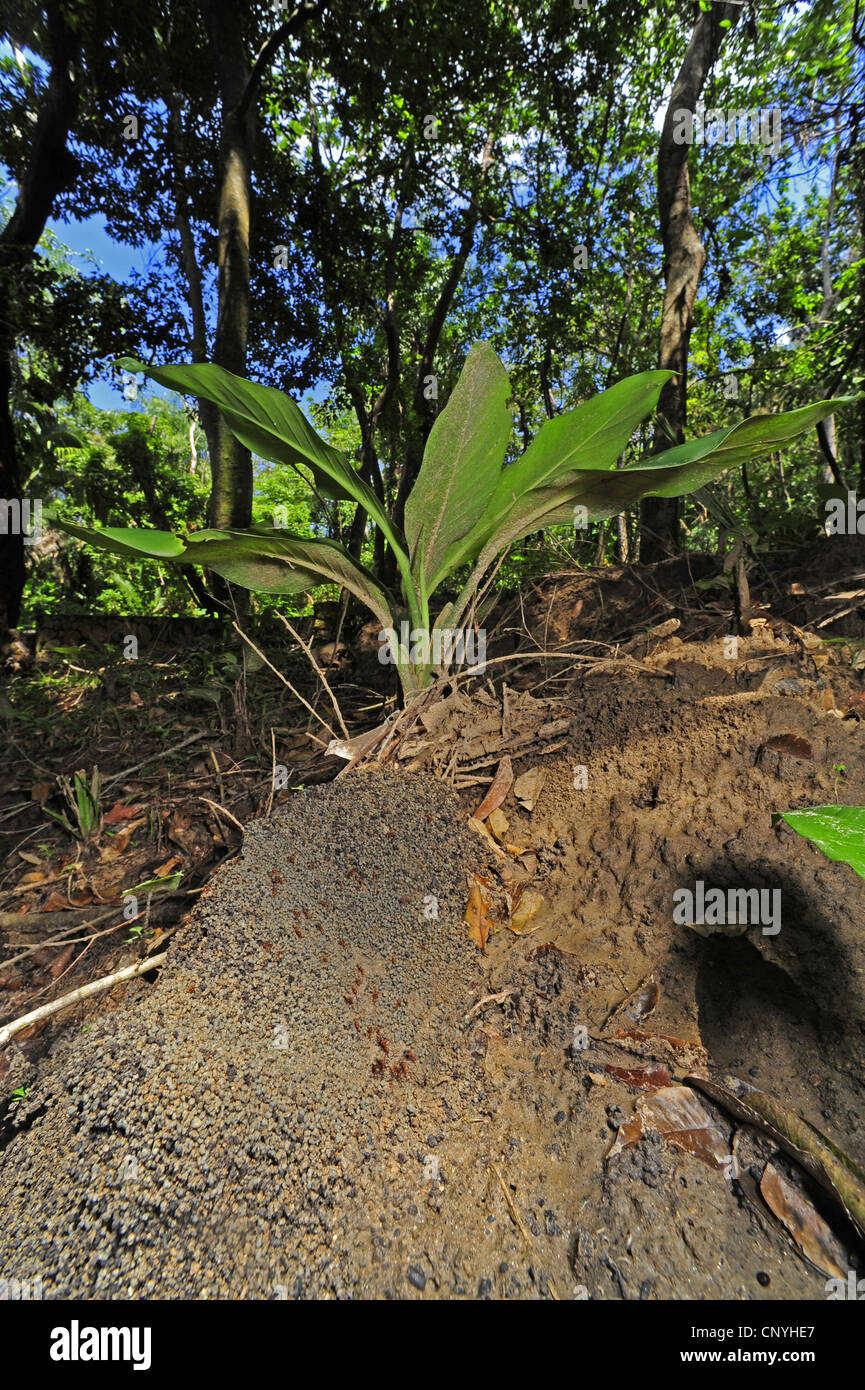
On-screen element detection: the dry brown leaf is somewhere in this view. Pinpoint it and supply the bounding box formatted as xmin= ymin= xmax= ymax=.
xmin=104 ymin=801 xmax=147 ymax=825
xmin=608 ymin=1086 xmax=729 ymax=1168
xmin=99 ymin=818 xmax=146 ymax=860
xmin=41 ymin=891 xmax=71 ymax=911
xmin=464 ymin=876 xmax=494 ymax=953
xmin=30 ymin=780 xmax=53 ymax=806
xmin=153 ymin=857 xmax=181 ymax=878
xmin=468 ymin=816 xmax=506 ymax=857
xmin=473 ymin=757 xmax=513 ymax=821
xmin=48 ymin=944 xmax=76 ymax=979
xmin=604 ymin=1062 xmax=671 ymax=1092
xmin=760 ymin=1162 xmax=849 ymax=1279
xmin=604 ymin=978 xmax=660 ymax=1031
xmin=513 ymin=766 xmax=546 ymax=812
xmin=508 ymin=886 xmax=544 ymax=934
xmin=487 ymin=807 xmax=509 ymax=840
xmin=17 ymin=851 xmax=44 ymax=867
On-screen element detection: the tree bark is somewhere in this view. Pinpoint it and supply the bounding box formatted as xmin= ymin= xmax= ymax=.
xmin=196 ymin=0 xmax=256 ymax=533
xmin=0 ymin=7 xmax=79 ymax=630
xmin=166 ymin=95 xmax=222 ymax=469
xmin=640 ymin=2 xmax=740 ymax=563
xmin=196 ymin=1 xmax=323 ymax=538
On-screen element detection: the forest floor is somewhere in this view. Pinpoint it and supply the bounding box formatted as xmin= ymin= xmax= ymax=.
xmin=1 ymin=536 xmax=865 ymax=1299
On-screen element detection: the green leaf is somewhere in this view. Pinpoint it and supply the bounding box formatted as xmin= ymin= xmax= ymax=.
xmin=52 ymin=518 xmax=186 ymax=561
xmin=405 ymin=342 xmax=511 ymax=598
xmin=440 ymin=369 xmax=673 ymax=584
xmin=623 ymin=397 xmax=856 ymax=487
xmin=181 ymin=529 xmax=396 ymax=631
xmin=443 ymin=394 xmax=848 ymax=629
xmin=131 ymin=872 xmax=183 ymax=895
xmin=53 ymin=516 xmax=397 ymax=633
xmin=774 ymin=805 xmax=865 ymax=880
xmin=116 ymin=358 xmax=401 ymax=545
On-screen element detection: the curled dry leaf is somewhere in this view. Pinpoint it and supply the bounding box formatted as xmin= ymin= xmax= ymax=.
xmin=686 ymin=1073 xmax=865 ymax=1240
xmin=465 ymin=874 xmax=495 ymax=953
xmin=473 ymin=756 xmax=513 ymax=822
xmin=604 ymin=977 xmax=660 ymax=1032
xmin=760 ymin=1162 xmax=849 ymax=1279
xmin=513 ymin=766 xmax=546 ymax=812
xmin=468 ymin=816 xmax=506 ymax=857
xmin=508 ymin=886 xmax=544 ymax=934
xmin=608 ymin=1086 xmax=729 ymax=1168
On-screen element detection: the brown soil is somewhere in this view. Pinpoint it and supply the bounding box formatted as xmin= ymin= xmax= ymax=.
xmin=3 ymin=542 xmax=865 ymax=1298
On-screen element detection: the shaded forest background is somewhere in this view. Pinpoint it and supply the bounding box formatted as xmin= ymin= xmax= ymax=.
xmin=0 ymin=0 xmax=862 ymax=629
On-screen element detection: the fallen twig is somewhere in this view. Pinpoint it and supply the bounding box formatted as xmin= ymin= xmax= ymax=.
xmin=465 ymin=987 xmax=519 ymax=1020
xmin=0 ymin=952 xmax=168 ymax=1049
xmin=489 ymin=1160 xmax=560 ymax=1300
xmin=102 ymin=730 xmax=211 ymax=786
xmin=199 ymin=796 xmax=245 ymax=835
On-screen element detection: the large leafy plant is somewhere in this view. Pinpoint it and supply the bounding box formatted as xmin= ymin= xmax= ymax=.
xmin=55 ymin=344 xmax=844 ymax=697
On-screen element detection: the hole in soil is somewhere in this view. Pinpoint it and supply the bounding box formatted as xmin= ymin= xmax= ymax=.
xmin=695 ymin=935 xmax=821 ymax=1077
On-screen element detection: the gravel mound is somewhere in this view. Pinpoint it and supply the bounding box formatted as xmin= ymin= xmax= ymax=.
xmin=0 ymin=770 xmax=494 ymax=1299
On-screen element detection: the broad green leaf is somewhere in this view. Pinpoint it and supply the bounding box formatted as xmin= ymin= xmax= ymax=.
xmin=53 ymin=515 xmax=396 ymax=632
xmin=435 ymin=369 xmax=672 ymax=588
xmin=444 ymin=394 xmax=848 ymax=628
xmin=405 ymin=342 xmax=511 ymax=597
xmin=623 ymin=397 xmax=856 ymax=486
xmin=115 ymin=358 xmax=400 ymax=544
xmin=447 ymin=394 xmax=847 ymax=583
xmin=183 ymin=529 xmax=396 ymax=630
xmin=131 ymin=872 xmax=184 ymax=895
xmin=774 ymin=805 xmax=865 ymax=880
xmin=52 ymin=518 xmax=186 ymax=561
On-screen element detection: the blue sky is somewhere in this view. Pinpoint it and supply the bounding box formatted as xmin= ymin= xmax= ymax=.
xmin=44 ymin=211 xmax=162 ymax=409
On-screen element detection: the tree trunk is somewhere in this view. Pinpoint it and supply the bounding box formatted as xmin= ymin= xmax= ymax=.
xmin=640 ymin=2 xmax=740 ymax=563
xmin=0 ymin=7 xmax=79 ymax=631
xmin=196 ymin=0 xmax=255 ymax=534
